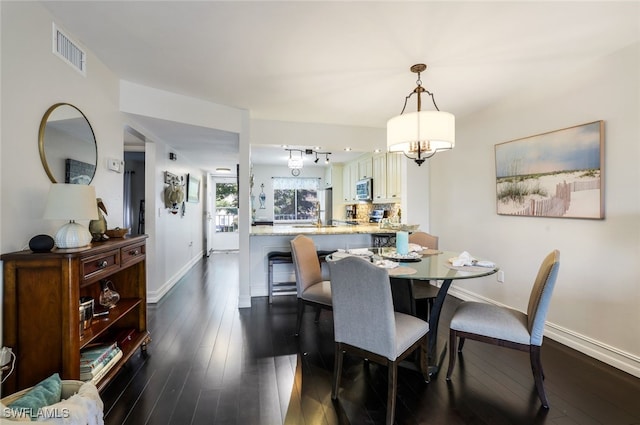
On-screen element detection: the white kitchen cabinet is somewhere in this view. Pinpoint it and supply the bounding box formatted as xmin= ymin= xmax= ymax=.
xmin=325 ymin=164 xmax=342 ymax=188
xmin=371 ymin=153 xmax=401 ymax=203
xmin=386 ymin=153 xmax=402 ymax=200
xmin=342 ymin=161 xmax=357 ymax=202
xmin=357 ymin=155 xmax=373 ymax=179
xmin=372 ymin=153 xmax=387 ymax=201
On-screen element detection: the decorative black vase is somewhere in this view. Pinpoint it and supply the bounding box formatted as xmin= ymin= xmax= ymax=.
xmin=29 ymin=234 xmax=54 ymax=253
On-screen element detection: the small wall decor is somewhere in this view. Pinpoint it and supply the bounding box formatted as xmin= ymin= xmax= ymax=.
xmin=164 ymin=171 xmax=179 ymax=185
xmin=187 ymin=174 xmax=200 ymax=203
xmin=164 ymin=171 xmax=185 ymax=214
xmin=259 ymin=183 xmax=266 ymax=209
xmin=495 ymin=121 xmax=604 ymax=219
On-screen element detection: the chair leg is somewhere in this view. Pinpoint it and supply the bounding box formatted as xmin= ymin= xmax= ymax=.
xmin=268 ymin=261 xmax=274 ymax=304
xmin=295 ymin=299 xmax=304 ymax=337
xmin=332 ymin=343 xmax=344 ymax=400
xmin=446 ymin=330 xmax=457 ymax=380
xmin=458 ymin=337 xmax=466 ymax=352
xmin=530 ymin=346 xmax=550 ymax=408
xmin=314 ymin=306 xmax=322 ymax=323
xmin=387 ymin=361 xmax=398 ymax=425
xmin=420 ymin=335 xmax=430 ymax=383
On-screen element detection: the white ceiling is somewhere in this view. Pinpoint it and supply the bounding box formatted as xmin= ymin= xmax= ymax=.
xmin=42 ymin=1 xmax=640 ymax=173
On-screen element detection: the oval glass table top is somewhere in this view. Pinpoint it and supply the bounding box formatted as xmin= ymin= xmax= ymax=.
xmin=39 ymin=103 xmax=97 ymax=184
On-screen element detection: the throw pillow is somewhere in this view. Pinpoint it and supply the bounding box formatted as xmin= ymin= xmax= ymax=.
xmin=7 ymin=373 xmax=62 ymax=420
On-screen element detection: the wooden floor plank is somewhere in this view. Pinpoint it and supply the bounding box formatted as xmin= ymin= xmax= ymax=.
xmin=101 ymin=252 xmax=640 ymax=425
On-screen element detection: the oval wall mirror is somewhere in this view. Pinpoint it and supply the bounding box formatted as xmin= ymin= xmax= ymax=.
xmin=38 ymin=103 xmax=97 ymax=184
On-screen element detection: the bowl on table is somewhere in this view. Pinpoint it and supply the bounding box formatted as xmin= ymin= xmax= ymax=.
xmin=105 ymin=227 xmax=129 ymax=238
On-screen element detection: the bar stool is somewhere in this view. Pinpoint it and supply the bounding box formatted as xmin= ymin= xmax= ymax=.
xmin=267 ymin=251 xmax=296 ymax=303
xmin=267 ymin=249 xmax=336 ymax=303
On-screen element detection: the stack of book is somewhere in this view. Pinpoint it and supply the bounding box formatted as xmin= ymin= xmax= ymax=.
xmin=80 ymin=342 xmax=123 ymax=384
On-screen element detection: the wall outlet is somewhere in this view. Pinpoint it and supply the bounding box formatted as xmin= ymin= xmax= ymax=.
xmin=497 ymin=270 xmax=505 ymax=283
xmin=1 ymin=347 xmax=12 ymax=366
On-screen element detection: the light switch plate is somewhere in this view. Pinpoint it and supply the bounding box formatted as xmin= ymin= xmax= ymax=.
xmin=107 ymin=158 xmax=122 ymax=173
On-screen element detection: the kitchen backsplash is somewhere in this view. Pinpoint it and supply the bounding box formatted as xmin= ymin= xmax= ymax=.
xmin=353 ymin=203 xmax=400 ymax=221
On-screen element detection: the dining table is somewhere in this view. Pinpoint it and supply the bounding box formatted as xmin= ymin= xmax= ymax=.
xmin=330 ymin=247 xmax=499 ymax=376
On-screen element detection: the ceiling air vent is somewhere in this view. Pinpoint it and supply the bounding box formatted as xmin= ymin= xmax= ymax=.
xmin=52 ymin=23 xmax=86 ymax=76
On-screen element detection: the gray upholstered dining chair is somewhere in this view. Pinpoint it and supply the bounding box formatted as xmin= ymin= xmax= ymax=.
xmin=290 ymin=234 xmax=332 ymax=336
xmin=408 ymin=231 xmax=440 ymax=319
xmin=446 ymin=250 xmax=560 ymax=408
xmin=328 ymin=256 xmax=430 ymax=425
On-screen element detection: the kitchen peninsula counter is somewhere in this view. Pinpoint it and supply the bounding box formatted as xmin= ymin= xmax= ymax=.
xmin=250 ymin=223 xmax=396 ymax=236
xmin=249 ymin=224 xmax=397 ymax=298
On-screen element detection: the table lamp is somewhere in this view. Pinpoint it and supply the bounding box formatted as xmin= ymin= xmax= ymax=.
xmin=43 ymin=183 xmax=98 ymax=248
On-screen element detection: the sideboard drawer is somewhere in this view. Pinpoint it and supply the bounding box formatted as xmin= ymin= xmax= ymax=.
xmin=81 ymin=249 xmax=120 ymax=282
xmin=121 ymin=242 xmax=146 ymax=267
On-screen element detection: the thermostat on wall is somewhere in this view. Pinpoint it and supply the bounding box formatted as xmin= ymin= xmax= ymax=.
xmin=107 ymin=158 xmax=123 ymax=173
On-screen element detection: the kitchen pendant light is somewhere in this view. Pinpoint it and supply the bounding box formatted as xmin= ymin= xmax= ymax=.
xmin=287 ymin=150 xmax=303 ymax=170
xmin=387 ymin=64 xmax=455 ymax=166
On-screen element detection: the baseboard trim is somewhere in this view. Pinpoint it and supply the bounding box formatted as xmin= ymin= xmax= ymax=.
xmin=147 ymin=251 xmax=203 ymax=303
xmin=448 ymin=286 xmax=640 ymax=379
xmin=238 ymin=294 xmax=251 ymax=309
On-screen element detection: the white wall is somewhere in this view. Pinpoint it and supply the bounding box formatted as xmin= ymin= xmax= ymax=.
xmin=401 ymin=156 xmax=431 ymax=232
xmin=149 ymin=140 xmax=205 ymax=303
xmin=119 ymin=81 xmax=249 ymax=303
xmin=251 ymin=119 xmax=385 ymax=151
xmin=0 ymin=3 xmax=209 ymax=307
xmin=430 ymin=43 xmax=640 ymax=377
xmin=0 ymin=2 xmax=123 ymax=253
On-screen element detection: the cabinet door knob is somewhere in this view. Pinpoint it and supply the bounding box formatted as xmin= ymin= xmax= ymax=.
xmin=129 ymin=249 xmax=140 ymax=256
xmin=97 ymin=260 xmax=108 ymax=269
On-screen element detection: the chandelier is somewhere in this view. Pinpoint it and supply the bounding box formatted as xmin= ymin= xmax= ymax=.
xmin=387 ymin=64 xmax=455 ymax=166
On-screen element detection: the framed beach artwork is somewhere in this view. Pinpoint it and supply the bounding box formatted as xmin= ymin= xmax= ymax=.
xmin=495 ymin=121 xmax=604 ymax=219
xmin=187 ymin=173 xmax=200 ymax=203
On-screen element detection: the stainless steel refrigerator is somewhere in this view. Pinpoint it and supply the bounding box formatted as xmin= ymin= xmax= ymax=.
xmin=318 ymin=188 xmax=333 ymax=225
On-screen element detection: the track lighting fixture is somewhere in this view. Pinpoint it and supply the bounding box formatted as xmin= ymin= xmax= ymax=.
xmin=284 ymin=148 xmax=331 ymax=168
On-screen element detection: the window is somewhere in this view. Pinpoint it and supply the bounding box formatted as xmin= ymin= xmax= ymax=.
xmin=215 ymin=180 xmax=238 ymax=232
xmin=273 ymin=177 xmax=319 ymax=222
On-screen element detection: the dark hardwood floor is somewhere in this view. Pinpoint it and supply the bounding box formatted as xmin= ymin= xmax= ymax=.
xmin=101 ymin=252 xmax=640 ymax=424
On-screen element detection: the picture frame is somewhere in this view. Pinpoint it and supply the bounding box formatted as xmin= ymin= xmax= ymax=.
xmin=495 ymin=121 xmax=604 ymax=219
xmin=187 ymin=173 xmax=200 ymax=203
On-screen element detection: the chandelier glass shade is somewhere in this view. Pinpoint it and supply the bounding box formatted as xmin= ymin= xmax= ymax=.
xmin=387 ymin=64 xmax=455 ymax=166
xmin=287 ymin=152 xmax=303 ymax=169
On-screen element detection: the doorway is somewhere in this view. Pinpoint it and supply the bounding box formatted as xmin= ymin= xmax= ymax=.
xmin=124 ymin=151 xmax=145 ymax=235
xmin=211 ymin=175 xmax=239 ymax=251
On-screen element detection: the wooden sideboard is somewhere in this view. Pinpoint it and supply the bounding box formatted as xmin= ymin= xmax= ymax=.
xmin=1 ymin=234 xmax=150 ymax=394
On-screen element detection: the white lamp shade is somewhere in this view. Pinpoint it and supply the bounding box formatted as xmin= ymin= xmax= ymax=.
xmin=43 ymin=184 xmax=99 ymax=249
xmin=44 ymin=184 xmax=99 ymax=220
xmin=387 ymin=110 xmax=455 ymax=154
